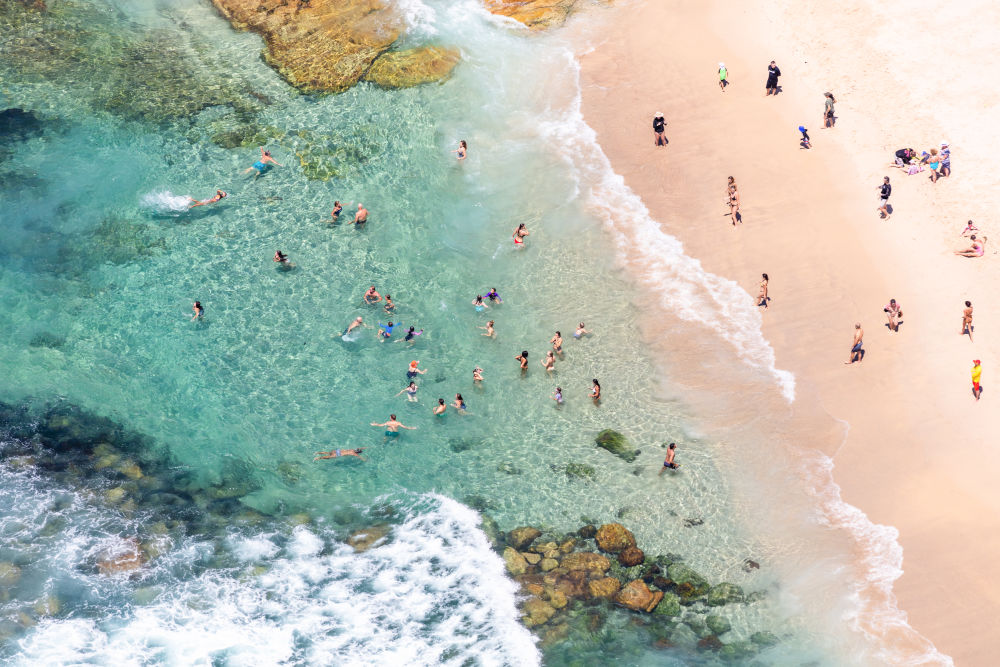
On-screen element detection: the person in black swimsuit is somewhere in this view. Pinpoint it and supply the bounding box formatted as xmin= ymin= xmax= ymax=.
xmin=878 ymin=176 xmax=891 ymax=219
xmin=652 ymin=112 xmax=667 ymax=146
xmin=765 ymin=61 xmax=781 ymax=96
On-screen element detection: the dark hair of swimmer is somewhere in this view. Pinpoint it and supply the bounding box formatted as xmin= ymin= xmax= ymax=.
xmin=386 ymin=294 xmax=391 ymax=300
xmin=408 ymin=326 xmax=415 ymax=333
xmin=555 ymin=331 xmax=561 ymax=336
xmin=438 ymin=398 xmax=445 ymax=405
xmin=592 ymin=379 xmax=600 ymax=387
xmin=387 ymin=321 xmax=394 ymax=326
xmin=762 ymin=273 xmax=768 ymax=280
xmin=475 ymin=295 xmax=483 ymax=302
xmin=521 ymin=351 xmax=528 ymax=357
xmin=668 ymin=442 xmax=676 ymax=450
xmin=194 ymin=301 xmax=202 ymax=309
xmin=264 ymin=150 xmax=271 ymax=156
xmin=456 ymin=393 xmax=463 ymax=401
xmin=355 ymin=448 xmax=365 ymax=454
xmin=966 ymin=301 xmax=972 ymax=307
xmin=390 ymin=414 xmax=396 ymax=420
xmin=460 ymin=140 xmax=467 ymax=148
xmin=517 ymin=223 xmax=525 ymax=230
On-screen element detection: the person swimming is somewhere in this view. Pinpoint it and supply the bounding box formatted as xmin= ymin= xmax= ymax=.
xmin=541 ymin=351 xmax=555 ymax=373
xmin=383 ymin=295 xmax=395 ymax=313
xmin=472 ymin=295 xmax=488 ymax=311
xmin=243 ymin=147 xmax=282 ymax=178
xmin=515 ymin=350 xmax=529 ymax=372
xmin=188 ymin=189 xmax=227 ymax=208
xmin=452 ymin=140 xmax=467 ymax=160
xmin=395 ymin=381 xmax=419 ymax=402
xmin=513 ymin=223 xmax=529 ymax=246
xmin=363 ymin=286 xmax=382 ymax=305
xmin=191 ymin=301 xmax=204 ymax=321
xmin=314 ymin=447 xmax=365 ymax=461
xmin=401 ymin=326 xmax=423 ymax=344
xmin=473 ymin=366 xmax=484 ymax=383
xmin=479 ymin=320 xmax=495 ymax=338
xmin=331 ymin=201 xmax=343 ymax=221
xmin=377 ymin=321 xmax=397 ymax=340
xmin=552 ymin=386 xmax=564 ymax=405
xmin=574 ymin=322 xmax=590 ymax=338
xmin=344 ymin=316 xmax=365 ymax=335
xmin=433 ymin=398 xmax=447 ymax=416
xmin=452 ymin=393 xmax=467 ymax=413
xmin=486 ymin=288 xmax=503 ymax=304
xmin=407 ymin=360 xmax=427 ymax=379
xmin=273 ymin=250 xmax=294 ymax=269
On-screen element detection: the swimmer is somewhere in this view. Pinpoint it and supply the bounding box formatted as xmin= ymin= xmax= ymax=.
xmin=658 ymin=443 xmax=679 ymax=474
xmin=377 ymin=321 xmax=397 ymax=340
xmin=363 ymin=286 xmax=382 ymax=305
xmin=473 ymin=366 xmax=484 ymax=383
xmin=407 ymin=360 xmax=427 ymax=379
xmin=243 ymin=147 xmax=282 ymax=178
xmin=515 ymin=350 xmax=529 ymax=373
xmin=452 ymin=140 xmax=467 ymax=160
xmin=344 ymin=316 xmax=366 ymax=335
xmin=191 ymin=301 xmax=204 ymax=321
xmin=541 ymin=350 xmax=555 ymax=373
xmin=473 ymin=295 xmax=489 ymax=311
xmin=273 ymin=250 xmax=294 ymax=269
xmin=433 ymin=398 xmax=447 ymax=415
xmin=574 ymin=322 xmax=591 ymax=338
xmin=314 ymin=447 xmax=365 ymax=461
xmin=486 ymin=288 xmax=503 ymax=304
xmin=331 ymin=201 xmax=343 ymax=221
xmin=452 ymin=393 xmax=467 ymax=413
xmin=552 ymin=386 xmax=564 ymax=405
xmin=401 ymin=326 xmax=423 ymax=345
xmin=395 ymin=381 xmax=419 ymax=402
xmin=354 ymin=203 xmax=368 ymax=225
xmin=371 ymin=414 xmax=416 ymax=439
xmin=188 ymin=189 xmax=227 ymax=208
xmin=383 ymin=295 xmax=395 ymax=313
xmin=550 ymin=331 xmax=564 ymax=358
xmin=590 ymin=378 xmax=601 ymax=403
xmin=480 ymin=320 xmax=495 ymax=338
xmin=513 ymin=223 xmax=529 ymax=246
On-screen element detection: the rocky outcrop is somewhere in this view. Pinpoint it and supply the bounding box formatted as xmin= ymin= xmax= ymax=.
xmin=484 ymin=0 xmax=576 ymax=29
xmin=595 ymin=429 xmax=640 ymax=462
xmin=618 ymin=546 xmax=644 ymax=567
xmin=587 ymin=576 xmax=621 ymax=598
xmin=97 ymin=538 xmax=146 ymax=575
xmin=347 ymin=524 xmax=390 ymax=552
xmin=614 ymin=579 xmax=663 ymax=613
xmin=507 ymin=526 xmax=541 ymax=550
xmin=503 ymin=547 xmax=529 ymax=576
xmin=595 ymin=523 xmax=636 ymax=553
xmin=560 ymin=551 xmax=610 ymax=573
xmin=210 ymin=0 xmax=458 ymax=92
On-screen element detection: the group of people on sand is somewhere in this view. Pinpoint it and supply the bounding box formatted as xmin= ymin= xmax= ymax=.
xmin=890 ymin=142 xmax=951 ymax=182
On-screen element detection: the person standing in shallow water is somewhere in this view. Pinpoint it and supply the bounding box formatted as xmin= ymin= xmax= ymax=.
xmin=371 ymin=414 xmax=416 ymax=440
xmin=765 ymin=61 xmax=781 ymax=96
xmin=452 ymin=140 xmax=467 ymax=160
xmin=659 ymin=443 xmax=679 ymax=474
xmin=354 ymin=203 xmax=368 ymax=225
xmin=191 ymin=301 xmax=204 ymax=321
xmin=515 ymin=351 xmax=529 ymax=373
xmin=652 ymin=112 xmax=667 ymax=146
xmin=590 ymin=378 xmax=601 ymax=404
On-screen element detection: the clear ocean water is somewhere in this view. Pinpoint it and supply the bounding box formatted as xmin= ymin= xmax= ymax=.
xmin=0 ymin=1 xmax=950 ymax=665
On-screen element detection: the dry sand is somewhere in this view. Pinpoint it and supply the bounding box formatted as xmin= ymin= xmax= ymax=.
xmin=578 ymin=0 xmax=1000 ymax=663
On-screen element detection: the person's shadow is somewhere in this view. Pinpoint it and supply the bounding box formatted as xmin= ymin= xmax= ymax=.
xmin=774 ymin=85 xmax=783 ymax=96
xmin=884 ymin=318 xmax=904 ymax=332
xmin=735 ymin=211 xmax=743 ymax=224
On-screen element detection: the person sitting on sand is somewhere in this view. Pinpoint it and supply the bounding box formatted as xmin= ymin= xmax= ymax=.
xmin=955 ymin=235 xmax=986 ymax=257
xmin=314 ymin=448 xmax=365 ymax=461
xmin=884 ymin=298 xmax=901 ymax=332
xmin=962 ymin=220 xmax=979 ymax=236
xmin=188 ymin=190 xmax=227 ymax=208
xmin=893 ymin=148 xmax=916 ymax=167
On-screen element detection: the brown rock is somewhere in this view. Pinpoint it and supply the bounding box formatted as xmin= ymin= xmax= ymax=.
xmin=521 ymin=596 xmax=556 ymax=626
xmin=524 ymin=583 xmax=544 ymax=597
xmin=560 ymin=552 xmax=611 ymax=573
xmin=484 ymin=0 xmax=576 ymax=30
xmin=595 ymin=523 xmax=636 ymax=554
xmin=97 ymin=538 xmax=146 ymax=575
xmin=503 ymin=547 xmax=529 ymax=576
xmin=507 ymin=526 xmax=541 ymax=550
xmin=531 ymin=541 xmax=558 ymax=554
xmin=553 ymin=570 xmax=589 ymax=598
xmin=539 ymin=558 xmax=559 ymax=572
xmin=523 ymin=552 xmax=541 ymax=565
xmin=364 ymin=46 xmax=460 ymax=88
xmin=578 ymin=524 xmax=597 ymax=539
xmin=558 ymin=538 xmax=576 ymax=553
xmin=618 ymin=546 xmax=645 ymax=567
xmin=543 ymin=549 xmax=559 ymax=560
xmin=653 ymin=638 xmax=675 ymax=650
xmin=697 ymin=635 xmax=724 ymax=651
xmin=540 ymin=622 xmax=570 ymax=647
xmin=544 ymin=588 xmax=568 ymax=609
xmin=587 ymin=577 xmax=621 ymax=598
xmin=347 ymin=524 xmax=390 ymax=552
xmin=614 ymin=579 xmax=664 ymax=613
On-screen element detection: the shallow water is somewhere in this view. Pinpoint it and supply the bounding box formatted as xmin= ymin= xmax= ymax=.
xmin=0 ymin=0 xmax=940 ymax=664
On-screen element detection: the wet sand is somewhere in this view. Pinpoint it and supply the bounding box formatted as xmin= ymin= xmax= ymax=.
xmin=578 ymin=0 xmax=1000 ymax=663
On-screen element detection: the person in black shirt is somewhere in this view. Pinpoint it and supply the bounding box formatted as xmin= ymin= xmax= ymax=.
xmin=765 ymin=61 xmax=781 ymax=96
xmin=652 ymin=112 xmax=667 ymax=146
xmin=878 ymin=176 xmax=892 ymax=219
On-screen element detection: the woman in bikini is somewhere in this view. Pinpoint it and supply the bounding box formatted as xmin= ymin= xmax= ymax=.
xmin=314 ymin=448 xmax=365 ymax=461
xmin=452 ymin=140 xmax=467 ymax=160
xmin=395 ymin=381 xmax=419 ymax=402
xmin=452 ymin=393 xmax=467 ymax=413
xmin=515 ymin=351 xmax=529 ymax=373
xmin=540 ymin=351 xmax=555 ymax=373
xmin=472 ymin=295 xmax=489 ymax=311
xmin=479 ymin=320 xmax=495 ymax=338
xmin=513 ymin=223 xmax=529 ymax=247
xmin=757 ymin=273 xmax=769 ymax=309
xmin=955 ymin=235 xmax=987 ymax=257
xmin=728 ymin=183 xmax=741 ymax=225
xmin=590 ymin=379 xmax=601 ymax=404
xmin=188 ymin=189 xmax=227 ymax=208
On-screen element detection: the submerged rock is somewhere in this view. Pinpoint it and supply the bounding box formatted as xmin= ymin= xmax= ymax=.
xmin=577 ymin=524 xmax=597 ymax=539
xmin=651 ymin=591 xmax=681 ymax=617
xmin=595 ymin=523 xmax=636 ymax=554
xmin=485 ymin=0 xmax=576 ymax=29
xmin=0 ymin=108 xmax=44 ymax=141
xmin=363 ymin=46 xmax=460 ymax=88
xmin=347 ymin=524 xmax=390 ymax=552
xmin=587 ymin=576 xmax=621 ymax=599
xmin=97 ymin=538 xmax=146 ymax=575
xmin=564 ymin=463 xmax=596 ymax=481
xmin=560 ymin=551 xmax=610 ymax=574
xmin=614 ymin=579 xmax=663 ymax=613
xmin=706 ymin=614 xmax=731 ymax=635
xmin=503 ymin=547 xmax=529 ymax=576
xmin=666 ymin=563 xmax=710 ymax=598
xmin=595 ymin=429 xmax=640 ymax=462
xmin=750 ymin=631 xmax=779 ymax=647
xmin=508 ymin=526 xmax=541 ymax=550
xmin=706 ymin=582 xmax=744 ymax=606
xmin=618 ymin=546 xmax=644 ymax=567
xmin=521 ymin=596 xmax=556 ymax=626
xmin=0 ymin=562 xmax=22 ymax=587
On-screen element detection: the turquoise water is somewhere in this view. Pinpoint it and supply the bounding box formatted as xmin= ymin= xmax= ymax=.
xmin=0 ymin=1 xmax=929 ymax=664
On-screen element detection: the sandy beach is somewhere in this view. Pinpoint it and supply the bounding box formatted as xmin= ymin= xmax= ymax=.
xmin=579 ymin=0 xmax=1000 ymax=663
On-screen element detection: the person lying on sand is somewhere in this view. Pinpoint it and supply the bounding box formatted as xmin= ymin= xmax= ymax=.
xmin=955 ymin=235 xmax=986 ymax=257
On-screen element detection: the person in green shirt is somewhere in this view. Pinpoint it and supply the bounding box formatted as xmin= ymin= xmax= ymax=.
xmin=718 ymin=62 xmax=728 ymax=92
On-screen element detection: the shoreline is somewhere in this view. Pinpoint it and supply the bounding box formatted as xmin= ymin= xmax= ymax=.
xmin=576 ymin=0 xmax=1000 ymax=663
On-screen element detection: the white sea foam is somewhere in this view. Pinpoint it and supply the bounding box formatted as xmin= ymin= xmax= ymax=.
xmin=533 ymin=50 xmax=797 ymax=402
xmin=10 ymin=490 xmax=539 ymax=667
xmin=391 ymin=0 xmax=439 ymax=36
xmin=141 ymin=189 xmax=193 ymax=214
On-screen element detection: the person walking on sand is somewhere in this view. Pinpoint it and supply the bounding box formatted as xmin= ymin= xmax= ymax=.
xmin=653 ymin=112 xmax=667 ymax=146
xmin=765 ymin=61 xmax=781 ymax=96
xmin=962 ymin=301 xmax=974 ymax=341
xmin=718 ymin=62 xmax=728 ymax=91
xmin=314 ymin=447 xmax=365 ymax=461
xmin=728 ymin=182 xmax=741 ymax=225
xmin=972 ymin=360 xmax=983 ymax=400
xmin=845 ymin=323 xmax=864 ymax=364
xmin=884 ymin=298 xmax=901 ymax=332
xmin=659 ymin=443 xmax=680 ymax=474
xmin=354 ymin=203 xmax=368 ymax=225
xmin=823 ymin=93 xmax=836 ymax=128
xmin=877 ymin=177 xmax=892 ymax=219
xmin=757 ymin=273 xmax=769 ymax=309
xmin=243 ymin=147 xmax=282 ymax=178
xmin=798 ymin=126 xmax=811 ymax=149
xmin=371 ymin=414 xmax=416 ymax=439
